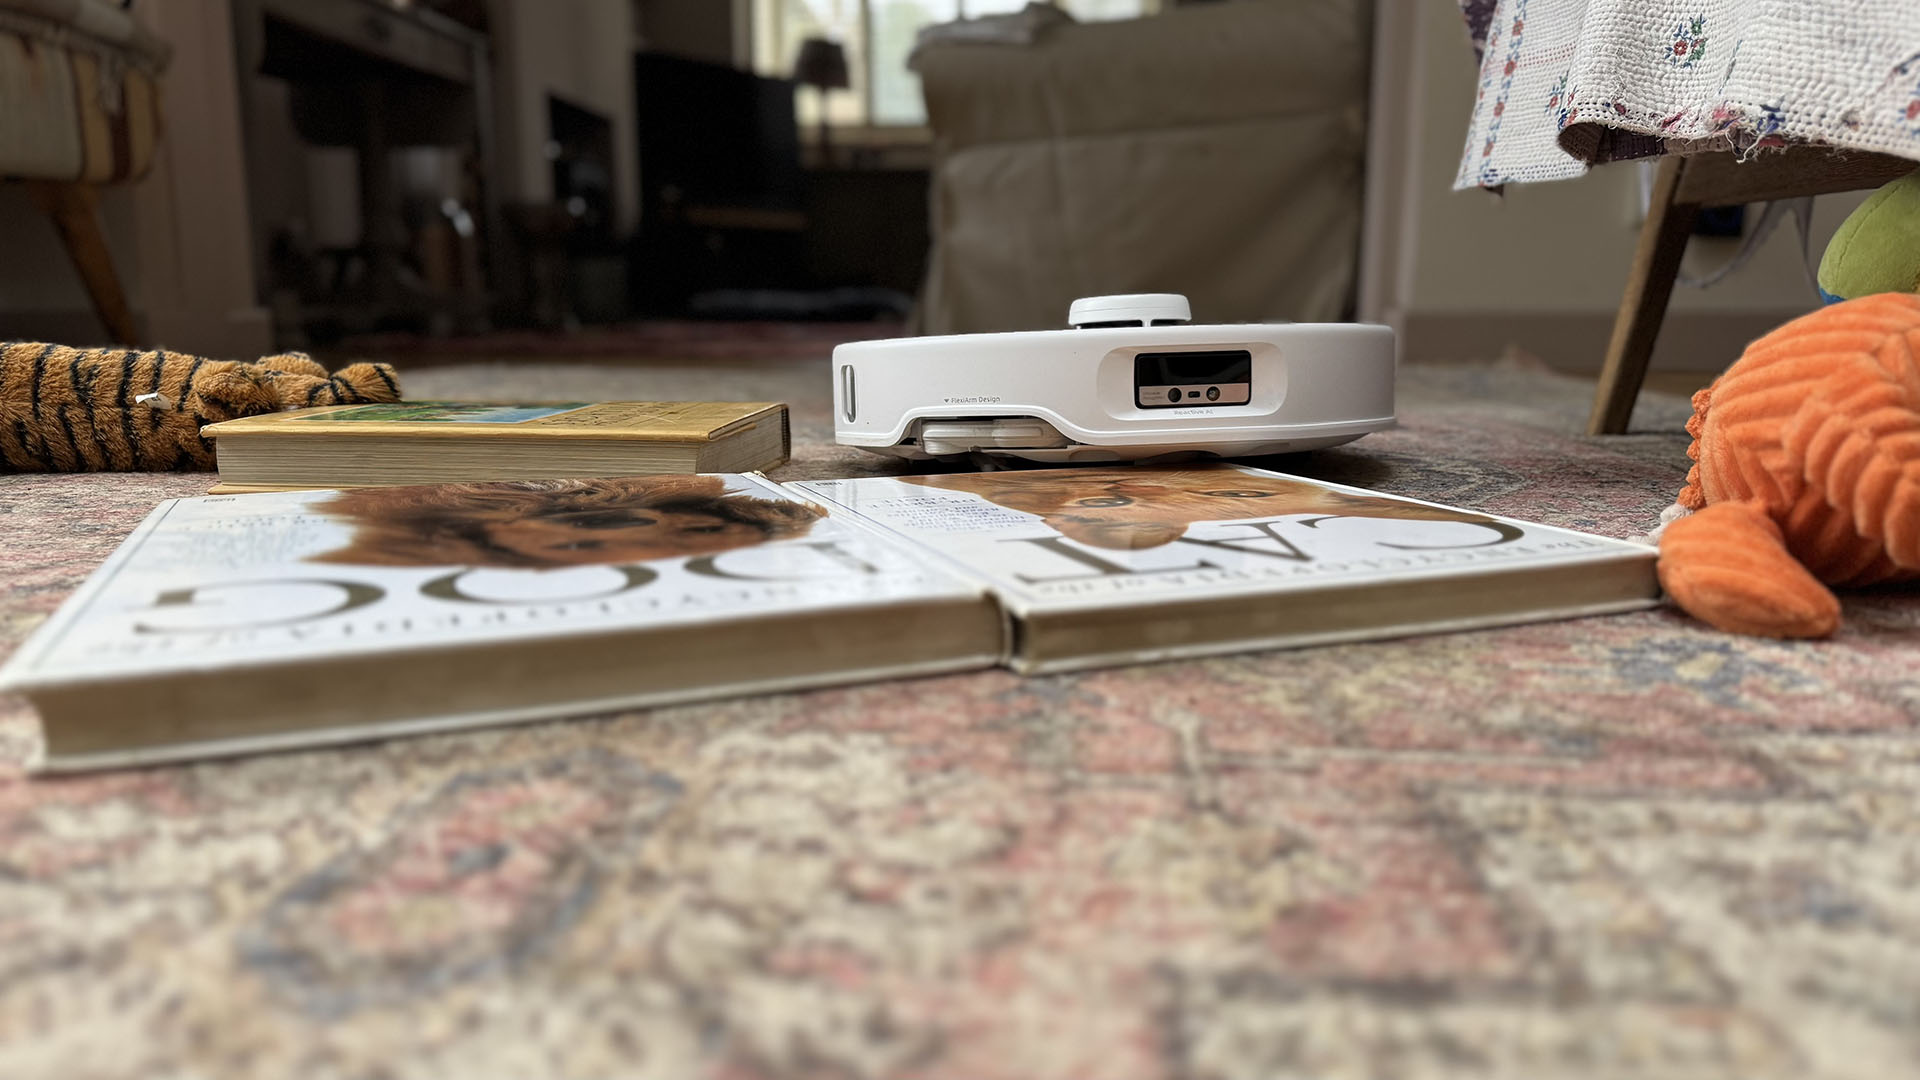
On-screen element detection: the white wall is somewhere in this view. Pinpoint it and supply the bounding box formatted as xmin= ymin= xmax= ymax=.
xmin=133 ymin=0 xmax=272 ymax=358
xmin=1368 ymin=0 xmax=1870 ymax=371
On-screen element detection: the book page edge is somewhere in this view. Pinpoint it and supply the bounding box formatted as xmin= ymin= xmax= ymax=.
xmin=1008 ymin=595 xmax=1665 ymax=676
xmin=30 ymin=649 xmax=1001 ymax=774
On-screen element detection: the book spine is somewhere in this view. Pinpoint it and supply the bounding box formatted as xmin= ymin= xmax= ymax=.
xmin=781 ymin=480 xmax=1033 ymax=619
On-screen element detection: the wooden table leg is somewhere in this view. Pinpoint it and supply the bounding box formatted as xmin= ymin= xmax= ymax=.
xmin=1587 ymin=156 xmax=1700 ymax=434
xmin=22 ymin=179 xmax=141 ymax=346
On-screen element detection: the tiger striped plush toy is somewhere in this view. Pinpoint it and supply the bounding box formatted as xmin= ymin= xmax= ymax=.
xmin=0 ymin=343 xmax=401 ymax=472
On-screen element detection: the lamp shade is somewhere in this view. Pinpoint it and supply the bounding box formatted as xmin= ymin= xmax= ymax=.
xmin=793 ymin=37 xmax=850 ymax=90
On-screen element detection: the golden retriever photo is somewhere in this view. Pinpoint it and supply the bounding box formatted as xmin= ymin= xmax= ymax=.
xmin=308 ymin=476 xmax=823 ymax=569
xmin=900 ymin=465 xmax=1503 ymax=550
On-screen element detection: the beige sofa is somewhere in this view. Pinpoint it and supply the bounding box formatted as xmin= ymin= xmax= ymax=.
xmin=911 ymin=0 xmax=1370 ymax=334
xmin=0 ymin=0 xmax=169 ymax=343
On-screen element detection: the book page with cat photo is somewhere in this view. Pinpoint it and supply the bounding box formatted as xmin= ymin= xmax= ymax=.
xmin=791 ymin=464 xmax=1658 ymax=617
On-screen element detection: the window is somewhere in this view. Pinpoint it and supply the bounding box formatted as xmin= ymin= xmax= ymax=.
xmin=751 ymin=0 xmax=1162 ymax=128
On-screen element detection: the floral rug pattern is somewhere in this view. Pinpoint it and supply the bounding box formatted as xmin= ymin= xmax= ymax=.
xmin=2 ymin=359 xmax=1917 ymax=1079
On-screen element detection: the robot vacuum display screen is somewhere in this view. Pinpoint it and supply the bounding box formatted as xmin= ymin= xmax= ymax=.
xmin=1134 ymin=350 xmax=1252 ymax=409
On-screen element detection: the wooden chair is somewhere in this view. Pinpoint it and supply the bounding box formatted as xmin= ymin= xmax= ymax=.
xmin=19 ymin=180 xmax=140 ymax=345
xmin=1588 ymin=147 xmax=1918 ymax=434
xmin=0 ymin=0 xmax=169 ymax=346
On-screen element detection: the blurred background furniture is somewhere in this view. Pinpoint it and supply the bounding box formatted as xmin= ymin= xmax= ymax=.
xmin=628 ymin=49 xmax=917 ymax=322
xmin=0 ymin=0 xmax=170 ymax=345
xmin=1453 ymin=0 xmax=1920 ymax=431
xmin=231 ymin=0 xmax=495 ymax=343
xmin=910 ymin=0 xmax=1372 ymax=334
xmin=1589 ymin=147 xmax=1917 ymax=434
xmin=629 ymin=51 xmax=808 ymax=316
xmin=791 ymin=37 xmax=849 ymax=166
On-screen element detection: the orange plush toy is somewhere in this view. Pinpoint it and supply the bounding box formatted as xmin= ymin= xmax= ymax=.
xmin=1657 ymin=292 xmax=1920 ymax=638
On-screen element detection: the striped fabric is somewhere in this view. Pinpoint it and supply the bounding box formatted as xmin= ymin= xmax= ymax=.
xmin=0 ymin=2 xmax=165 ymax=184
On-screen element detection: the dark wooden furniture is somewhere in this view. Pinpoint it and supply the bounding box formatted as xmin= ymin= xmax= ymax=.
xmin=1588 ymin=147 xmax=1918 ymax=434
xmin=231 ymin=0 xmax=497 ymax=339
xmin=629 ymin=52 xmax=809 ymax=315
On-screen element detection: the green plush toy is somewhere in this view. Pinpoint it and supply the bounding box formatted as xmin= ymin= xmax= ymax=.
xmin=1817 ymin=167 xmax=1920 ymax=303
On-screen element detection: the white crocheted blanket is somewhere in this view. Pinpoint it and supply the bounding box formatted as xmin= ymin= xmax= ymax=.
xmin=1455 ymin=0 xmax=1920 ymax=189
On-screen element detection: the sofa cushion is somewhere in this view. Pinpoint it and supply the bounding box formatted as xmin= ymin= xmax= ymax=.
xmin=912 ymin=0 xmax=1370 ymax=333
xmin=914 ymin=2 xmax=1367 ymax=152
xmin=924 ymin=109 xmax=1363 ymax=333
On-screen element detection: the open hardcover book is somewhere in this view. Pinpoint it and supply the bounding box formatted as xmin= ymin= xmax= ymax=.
xmin=1 ymin=465 xmax=1658 ymax=771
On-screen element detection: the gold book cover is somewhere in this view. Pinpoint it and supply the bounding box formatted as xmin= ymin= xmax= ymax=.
xmin=205 ymin=401 xmax=785 ymax=442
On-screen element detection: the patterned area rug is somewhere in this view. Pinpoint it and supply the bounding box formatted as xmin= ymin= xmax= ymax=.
xmin=2 ymin=357 xmax=1917 ymax=1080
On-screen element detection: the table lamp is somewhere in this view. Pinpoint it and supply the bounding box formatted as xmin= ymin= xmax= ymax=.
xmin=793 ymin=37 xmax=850 ymax=165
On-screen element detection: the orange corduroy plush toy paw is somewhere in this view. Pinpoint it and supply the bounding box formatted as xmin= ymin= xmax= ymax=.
xmin=1655 ymin=292 xmax=1920 ymax=637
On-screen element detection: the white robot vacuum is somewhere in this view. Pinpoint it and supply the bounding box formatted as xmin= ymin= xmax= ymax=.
xmin=831 ymin=294 xmax=1396 ymax=463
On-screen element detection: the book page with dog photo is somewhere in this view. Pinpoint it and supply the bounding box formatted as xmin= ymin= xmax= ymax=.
xmin=791 ymin=464 xmax=1658 ymax=668
xmin=3 ymin=474 xmax=990 ymax=687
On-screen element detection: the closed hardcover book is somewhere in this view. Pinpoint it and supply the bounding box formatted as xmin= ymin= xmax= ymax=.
xmin=790 ymin=464 xmax=1660 ymax=673
xmin=203 ymin=401 xmax=790 ymax=491
xmin=0 ymin=475 xmax=1002 ymax=771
